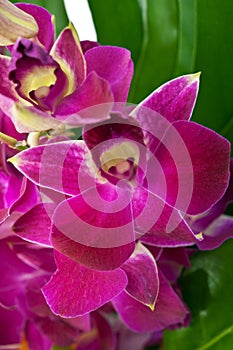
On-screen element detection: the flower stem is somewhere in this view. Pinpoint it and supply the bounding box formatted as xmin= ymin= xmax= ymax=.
xmin=196 ymin=325 xmax=233 ymax=350
xmin=0 ymin=132 xmax=27 ymax=150
xmin=0 ymin=132 xmax=17 ymax=148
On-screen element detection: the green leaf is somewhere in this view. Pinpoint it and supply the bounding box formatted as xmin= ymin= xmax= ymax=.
xmin=173 ymin=0 xmax=196 ymax=76
xmin=191 ymin=0 xmax=233 ymax=145
xmin=129 ymin=0 xmax=179 ymax=103
xmin=11 ymin=0 xmax=68 ymax=35
xmin=163 ymin=239 xmax=233 ymax=350
xmin=88 ymin=0 xmax=198 ymax=104
xmin=88 ymin=0 xmax=143 ymax=66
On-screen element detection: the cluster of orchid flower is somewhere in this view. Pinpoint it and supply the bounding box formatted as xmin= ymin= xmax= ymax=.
xmin=0 ymin=1 xmax=233 ymax=349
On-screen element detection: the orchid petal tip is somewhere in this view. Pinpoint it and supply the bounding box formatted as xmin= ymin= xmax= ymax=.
xmin=195 ymin=231 xmax=204 ymax=241
xmin=7 ymin=155 xmax=18 ymax=165
xmin=190 ymin=71 xmax=201 ymax=82
xmin=142 ymin=299 xmax=156 ymax=312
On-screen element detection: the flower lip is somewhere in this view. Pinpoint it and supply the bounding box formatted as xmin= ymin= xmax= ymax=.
xmin=101 ymin=158 xmax=137 ymax=185
xmin=8 ymin=37 xmax=69 ymax=114
xmin=9 ymin=38 xmax=58 ymax=106
xmin=99 ymin=140 xmax=139 ymax=185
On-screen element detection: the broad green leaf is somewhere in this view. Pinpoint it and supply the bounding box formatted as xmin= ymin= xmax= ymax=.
xmin=173 ymin=0 xmax=196 ymax=75
xmin=129 ymin=0 xmax=179 ymax=103
xmin=191 ymin=0 xmax=233 ymax=145
xmin=11 ymin=0 xmax=68 ymax=35
xmin=163 ymin=239 xmax=233 ymax=350
xmin=88 ymin=0 xmax=181 ymax=103
xmin=88 ymin=0 xmax=143 ymax=66
xmin=88 ymin=0 xmax=196 ymax=103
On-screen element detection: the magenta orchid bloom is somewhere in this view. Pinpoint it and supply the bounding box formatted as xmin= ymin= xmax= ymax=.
xmin=0 ymin=236 xmax=167 ymax=349
xmin=0 ymin=3 xmax=133 ymax=133
xmin=10 ymin=73 xmax=231 ymax=261
xmin=9 ymin=73 xmax=230 ymax=329
xmin=0 ymin=236 xmax=94 ymax=349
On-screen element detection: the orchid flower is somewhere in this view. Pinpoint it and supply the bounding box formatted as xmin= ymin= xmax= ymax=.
xmin=0 ymin=236 xmax=94 ymax=349
xmin=8 ymin=74 xmax=230 ymax=329
xmin=10 ymin=73 xmax=231 ymax=263
xmin=0 ymin=2 xmax=133 ymax=133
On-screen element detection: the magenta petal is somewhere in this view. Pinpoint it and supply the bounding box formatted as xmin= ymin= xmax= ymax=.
xmin=85 ymin=46 xmax=133 ymax=102
xmin=12 ymin=242 xmax=56 ymax=273
xmin=4 ymin=173 xmax=21 ymax=208
xmin=157 ymin=247 xmax=190 ymax=283
xmin=9 ymin=177 xmax=38 ymax=215
xmin=122 ymin=242 xmax=159 ymax=309
xmin=190 ymin=158 xmax=233 ymax=231
xmin=0 ymin=170 xmax=10 ymax=209
xmin=113 ymin=271 xmax=188 ymax=332
xmin=153 ymin=121 xmax=230 ymax=215
xmin=51 ymin=25 xmax=85 ymax=89
xmin=9 ymin=140 xmax=94 ymax=196
xmin=43 ymin=63 xmax=69 ymax=113
xmin=140 ymin=207 xmax=196 ymax=247
xmin=0 ymin=238 xmax=34 ymax=308
xmin=91 ymin=312 xmax=116 ymax=350
xmin=0 ymin=306 xmax=24 ymax=346
xmin=117 ymin=323 xmax=152 ymax=350
xmin=52 ymin=184 xmax=134 ymax=246
xmin=133 ymin=186 xmax=196 ymax=246
xmin=42 ymin=252 xmax=128 ymax=317
xmin=139 ymin=73 xmax=200 ymax=123
xmin=111 ymin=58 xmax=134 ymax=105
xmin=51 ymin=184 xmax=135 ymax=270
xmin=13 ymin=203 xmax=55 ymax=246
xmin=35 ymin=316 xmax=79 ymax=347
xmin=0 ymin=212 xmax=21 ymax=237
xmin=0 ymin=110 xmax=26 ymax=146
xmin=0 ymin=209 xmax=8 ymax=225
xmin=83 ymin=114 xmax=145 ymax=159
xmin=66 ymin=314 xmax=91 ymax=332
xmin=51 ymin=226 xmax=135 ymax=271
xmin=9 ymin=38 xmax=58 ymax=103
xmin=81 ymin=40 xmax=99 ymax=53
xmin=16 ymin=3 xmax=55 ymax=51
xmin=159 ymin=247 xmax=190 ymax=268
xmin=130 ymin=74 xmax=200 ymax=155
xmin=25 ymin=321 xmax=52 ymax=350
xmin=197 ymin=215 xmax=233 ymax=250
xmin=55 ymin=71 xmax=113 ymax=121
xmin=0 ymin=55 xmax=17 ymax=100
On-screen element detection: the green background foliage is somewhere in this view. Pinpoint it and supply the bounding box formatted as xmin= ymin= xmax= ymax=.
xmin=164 ymin=240 xmax=233 ymax=350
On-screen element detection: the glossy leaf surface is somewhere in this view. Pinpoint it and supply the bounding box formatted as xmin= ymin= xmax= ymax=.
xmin=164 ymin=240 xmax=233 ymax=350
